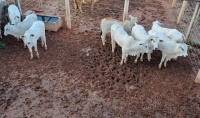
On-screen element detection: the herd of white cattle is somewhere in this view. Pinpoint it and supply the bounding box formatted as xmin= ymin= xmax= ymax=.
xmin=100 ymin=15 xmax=188 ymax=69
xmin=1 ymin=4 xmax=47 ymax=60
xmin=0 ymin=3 xmax=189 ymax=69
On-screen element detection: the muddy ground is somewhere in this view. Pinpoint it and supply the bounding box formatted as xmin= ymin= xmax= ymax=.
xmin=0 ymin=0 xmax=200 ymax=117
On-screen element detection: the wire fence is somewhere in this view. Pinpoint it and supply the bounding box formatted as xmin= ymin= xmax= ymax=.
xmin=169 ymin=0 xmax=200 ymax=74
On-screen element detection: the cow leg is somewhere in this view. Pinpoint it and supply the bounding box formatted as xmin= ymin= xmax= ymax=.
xmin=159 ymin=54 xmax=166 ymax=69
xmin=22 ymin=39 xmax=26 ymax=48
xmin=41 ymin=36 xmax=47 ymax=50
xmin=34 ymin=45 xmax=40 ymax=59
xmin=120 ymin=51 xmax=126 ymax=65
xmin=101 ymin=32 xmax=106 ymax=46
xmin=134 ymin=53 xmax=140 ymax=63
xmin=164 ymin=57 xmax=170 ymax=68
xmin=147 ymin=52 xmax=151 ymax=61
xmin=28 ymin=46 xmax=33 ymax=60
xmin=78 ymin=2 xmax=83 ymax=13
xmin=74 ymin=0 xmax=77 ymax=13
xmin=111 ymin=34 xmax=116 ymax=53
xmin=91 ymin=2 xmax=95 ymax=11
xmin=140 ymin=53 xmax=144 ymax=62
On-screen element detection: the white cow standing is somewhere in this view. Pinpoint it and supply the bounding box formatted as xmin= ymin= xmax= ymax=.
xmin=22 ymin=21 xmax=47 ymax=59
xmin=158 ymin=40 xmax=188 ymax=69
xmin=111 ymin=24 xmax=149 ymax=65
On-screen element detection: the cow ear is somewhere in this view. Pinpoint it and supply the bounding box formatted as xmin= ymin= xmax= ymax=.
xmin=30 ymin=34 xmax=34 ymax=37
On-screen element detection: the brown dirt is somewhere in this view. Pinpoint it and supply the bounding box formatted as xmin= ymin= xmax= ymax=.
xmin=0 ymin=0 xmax=200 ymax=117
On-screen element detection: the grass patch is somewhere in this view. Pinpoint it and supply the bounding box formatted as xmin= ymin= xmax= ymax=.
xmin=188 ymin=40 xmax=196 ymax=47
xmin=0 ymin=42 xmax=6 ymax=49
xmin=186 ymin=39 xmax=200 ymax=51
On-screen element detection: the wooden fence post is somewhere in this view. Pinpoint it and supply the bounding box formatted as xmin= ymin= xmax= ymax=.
xmin=123 ymin=0 xmax=130 ymax=21
xmin=65 ymin=0 xmax=71 ymax=29
xmin=177 ymin=0 xmax=187 ymax=24
xmin=186 ymin=2 xmax=200 ymax=42
xmin=195 ymin=2 xmax=200 ymax=23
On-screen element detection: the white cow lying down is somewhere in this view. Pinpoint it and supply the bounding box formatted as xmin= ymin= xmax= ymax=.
xmin=22 ymin=21 xmax=47 ymax=59
xmin=100 ymin=15 xmax=138 ymax=45
xmin=111 ymin=24 xmax=149 ymax=65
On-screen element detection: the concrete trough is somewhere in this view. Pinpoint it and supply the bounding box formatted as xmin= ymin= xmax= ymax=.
xmin=23 ymin=11 xmax=63 ymax=32
xmin=37 ymin=14 xmax=62 ymax=32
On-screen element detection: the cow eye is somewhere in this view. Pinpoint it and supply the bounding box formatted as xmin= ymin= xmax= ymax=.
xmin=28 ymin=42 xmax=31 ymax=44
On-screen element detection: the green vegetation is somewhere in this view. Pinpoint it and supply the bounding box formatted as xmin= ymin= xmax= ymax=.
xmin=186 ymin=39 xmax=200 ymax=51
xmin=188 ymin=39 xmax=196 ymax=47
xmin=0 ymin=42 xmax=6 ymax=49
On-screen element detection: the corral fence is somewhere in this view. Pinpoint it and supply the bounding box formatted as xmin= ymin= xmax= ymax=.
xmin=169 ymin=0 xmax=200 ymax=80
xmin=3 ymin=0 xmax=200 ymax=79
xmin=6 ymin=0 xmax=130 ymax=29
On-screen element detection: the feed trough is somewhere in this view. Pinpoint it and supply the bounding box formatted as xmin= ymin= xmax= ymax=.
xmin=23 ymin=10 xmax=62 ymax=32
xmin=37 ymin=14 xmax=62 ymax=32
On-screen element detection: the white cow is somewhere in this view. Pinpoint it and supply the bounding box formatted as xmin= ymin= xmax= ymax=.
xmin=8 ymin=4 xmax=21 ymax=25
xmin=148 ymin=30 xmax=170 ymax=42
xmin=158 ymin=40 xmax=188 ymax=69
xmin=131 ymin=23 xmax=159 ymax=62
xmin=4 ymin=13 xmax=37 ymax=47
xmin=152 ymin=20 xmax=185 ymax=43
xmin=22 ymin=21 xmax=47 ymax=59
xmin=100 ymin=15 xmax=138 ymax=45
xmin=111 ymin=24 xmax=149 ymax=65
